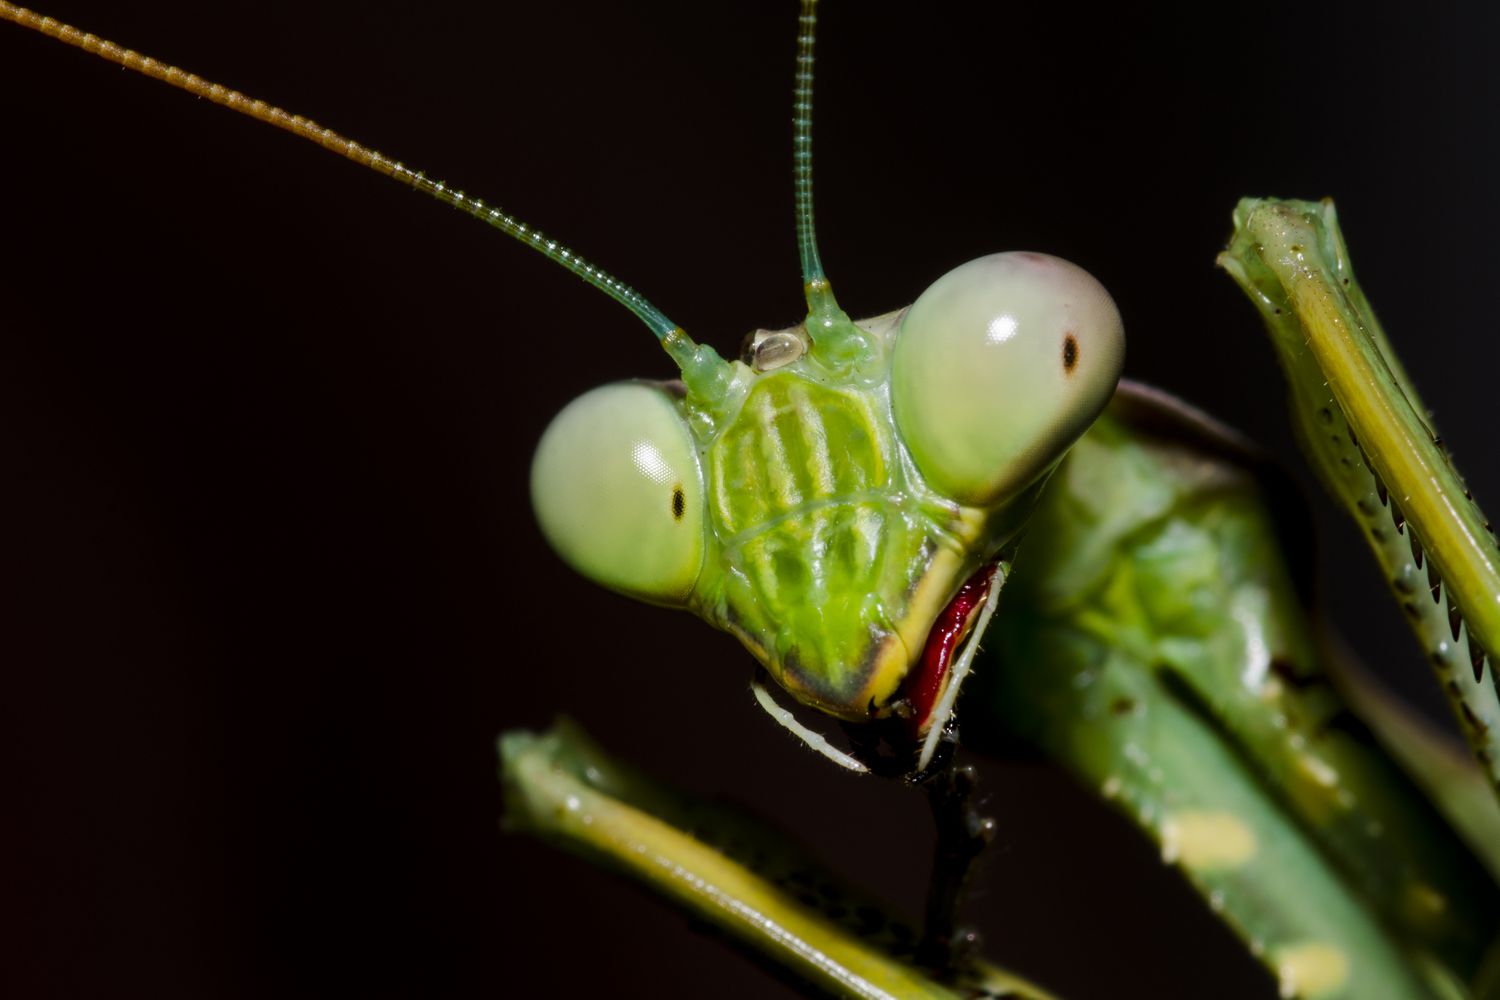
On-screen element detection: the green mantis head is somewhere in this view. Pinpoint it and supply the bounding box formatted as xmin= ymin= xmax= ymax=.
xmin=531 ymin=252 xmax=1124 ymax=751
xmin=528 ymin=0 xmax=1122 ymax=767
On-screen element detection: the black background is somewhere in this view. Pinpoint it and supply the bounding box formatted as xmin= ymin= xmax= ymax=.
xmin=3 ymin=2 xmax=1498 ymax=997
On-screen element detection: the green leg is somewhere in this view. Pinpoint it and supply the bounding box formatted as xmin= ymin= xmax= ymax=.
xmin=972 ymin=397 xmax=1498 ymax=995
xmin=501 ymin=719 xmax=1056 ymax=1000
xmin=1220 ymin=199 xmax=1500 ymax=794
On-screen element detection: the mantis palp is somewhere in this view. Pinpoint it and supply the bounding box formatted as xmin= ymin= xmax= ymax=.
xmin=6 ymin=2 xmax=1500 ymax=997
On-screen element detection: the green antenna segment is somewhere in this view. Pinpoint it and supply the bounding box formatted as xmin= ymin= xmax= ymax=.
xmin=397 ymin=171 xmax=727 ymax=404
xmin=793 ymin=0 xmax=826 ymax=291
xmin=791 ymin=0 xmax=870 ymax=368
xmin=396 ymin=169 xmax=677 ymax=339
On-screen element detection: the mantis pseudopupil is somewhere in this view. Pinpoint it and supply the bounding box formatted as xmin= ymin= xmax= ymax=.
xmin=4 ymin=2 xmax=1500 ymax=997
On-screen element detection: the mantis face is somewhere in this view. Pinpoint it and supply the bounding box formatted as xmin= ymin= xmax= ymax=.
xmin=6 ymin=1 xmax=1500 ymax=998
xmin=532 ymin=251 xmax=1123 ymax=739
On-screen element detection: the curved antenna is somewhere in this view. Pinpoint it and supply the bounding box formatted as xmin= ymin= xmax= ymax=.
xmin=1 ymin=2 xmax=732 ymax=400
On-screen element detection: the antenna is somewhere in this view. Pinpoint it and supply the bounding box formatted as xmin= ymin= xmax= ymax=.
xmin=792 ymin=0 xmax=865 ymax=364
xmin=793 ymin=0 xmax=828 ymax=294
xmin=0 ymin=2 xmax=733 ymax=401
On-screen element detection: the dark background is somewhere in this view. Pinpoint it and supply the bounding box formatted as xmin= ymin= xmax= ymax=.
xmin=3 ymin=2 xmax=1497 ymax=997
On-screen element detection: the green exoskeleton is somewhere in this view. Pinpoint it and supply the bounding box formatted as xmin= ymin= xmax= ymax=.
xmin=522 ymin=7 xmax=1500 ymax=997
xmin=8 ymin=1 xmax=1500 ymax=1000
xmin=532 ymin=248 xmax=1124 ymax=771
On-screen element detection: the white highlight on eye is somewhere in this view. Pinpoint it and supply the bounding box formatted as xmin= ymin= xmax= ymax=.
xmin=984 ymin=313 xmax=1018 ymax=345
xmin=891 ymin=252 xmax=1125 ymax=506
xmin=631 ymin=442 xmax=674 ymax=485
xmin=531 ymin=382 xmax=704 ymax=604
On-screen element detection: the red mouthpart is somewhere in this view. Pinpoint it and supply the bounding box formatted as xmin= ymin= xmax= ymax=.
xmin=899 ymin=560 xmax=999 ymax=738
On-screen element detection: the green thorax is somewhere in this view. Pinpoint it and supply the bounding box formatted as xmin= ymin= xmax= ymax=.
xmin=976 ymin=392 xmax=1500 ymax=986
xmin=682 ymin=310 xmax=1032 ymax=721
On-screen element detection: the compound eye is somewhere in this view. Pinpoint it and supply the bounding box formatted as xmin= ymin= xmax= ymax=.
xmin=891 ymin=252 xmax=1125 ymax=505
xmin=530 ymin=382 xmax=705 ymax=606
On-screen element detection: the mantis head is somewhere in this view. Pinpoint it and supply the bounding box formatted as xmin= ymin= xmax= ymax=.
xmin=531 ymin=251 xmax=1123 ymax=769
xmin=0 ymin=0 xmax=1126 ymax=775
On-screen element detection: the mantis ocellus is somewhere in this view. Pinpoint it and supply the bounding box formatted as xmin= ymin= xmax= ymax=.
xmin=8 ymin=1 xmax=1500 ymax=1000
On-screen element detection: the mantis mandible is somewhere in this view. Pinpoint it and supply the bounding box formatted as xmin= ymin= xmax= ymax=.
xmin=5 ymin=2 xmax=1500 ymax=998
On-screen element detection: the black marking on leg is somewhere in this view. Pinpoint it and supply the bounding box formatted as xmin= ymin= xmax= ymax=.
xmin=1460 ymin=698 xmax=1488 ymax=737
xmin=1376 ymin=478 xmax=1389 ymax=507
xmin=1410 ymin=531 xmax=1424 ymax=570
xmin=1318 ymin=707 xmax=1381 ymax=748
xmin=1450 ymin=602 xmax=1464 ymax=643
xmin=1469 ymin=632 xmax=1486 ymax=684
xmin=1429 ymin=562 xmax=1443 ymax=604
xmin=1390 ymin=503 xmax=1405 ymax=534
xmin=1269 ymin=656 xmax=1327 ymax=691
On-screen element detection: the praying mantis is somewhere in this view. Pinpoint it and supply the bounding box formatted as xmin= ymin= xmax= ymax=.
xmin=6 ymin=2 xmax=1500 ymax=997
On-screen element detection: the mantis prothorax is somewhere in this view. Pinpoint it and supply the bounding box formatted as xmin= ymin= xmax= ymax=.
xmin=8 ymin=1 xmax=1500 ymax=1000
